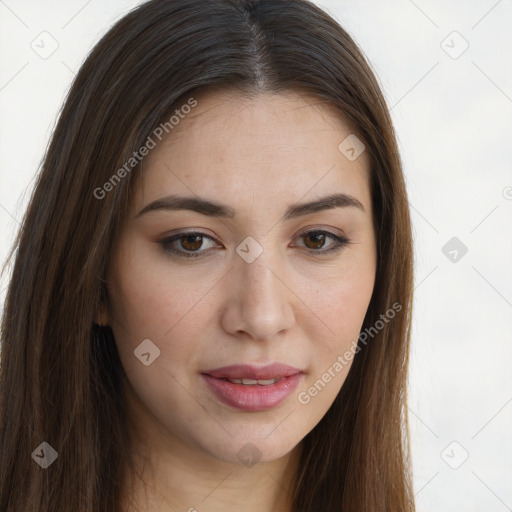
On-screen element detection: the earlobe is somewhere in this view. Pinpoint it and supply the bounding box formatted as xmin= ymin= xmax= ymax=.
xmin=96 ymin=302 xmax=110 ymax=326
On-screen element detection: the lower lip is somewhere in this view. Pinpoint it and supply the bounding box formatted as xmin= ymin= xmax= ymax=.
xmin=201 ymin=373 xmax=304 ymax=412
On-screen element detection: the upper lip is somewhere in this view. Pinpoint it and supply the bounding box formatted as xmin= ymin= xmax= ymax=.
xmin=202 ymin=363 xmax=303 ymax=380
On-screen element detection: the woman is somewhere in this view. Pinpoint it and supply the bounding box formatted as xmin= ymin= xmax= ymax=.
xmin=0 ymin=0 xmax=415 ymax=510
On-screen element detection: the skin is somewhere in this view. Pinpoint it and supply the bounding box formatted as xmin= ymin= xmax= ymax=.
xmin=100 ymin=89 xmax=377 ymax=512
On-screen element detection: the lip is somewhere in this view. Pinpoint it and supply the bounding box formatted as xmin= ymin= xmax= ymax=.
xmin=201 ymin=364 xmax=305 ymax=412
xmin=203 ymin=363 xmax=303 ymax=380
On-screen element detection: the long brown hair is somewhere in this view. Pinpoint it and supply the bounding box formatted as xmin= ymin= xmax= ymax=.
xmin=0 ymin=0 xmax=415 ymax=510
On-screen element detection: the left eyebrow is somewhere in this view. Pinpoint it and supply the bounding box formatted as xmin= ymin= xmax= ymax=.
xmin=283 ymin=193 xmax=365 ymax=220
xmin=135 ymin=192 xmax=365 ymax=220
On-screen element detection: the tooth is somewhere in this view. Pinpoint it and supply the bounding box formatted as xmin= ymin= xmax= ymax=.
xmin=257 ymin=379 xmax=276 ymax=385
xmin=225 ymin=378 xmax=279 ymax=385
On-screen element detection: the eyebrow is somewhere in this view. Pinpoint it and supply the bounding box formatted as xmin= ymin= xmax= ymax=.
xmin=136 ymin=192 xmax=365 ymax=221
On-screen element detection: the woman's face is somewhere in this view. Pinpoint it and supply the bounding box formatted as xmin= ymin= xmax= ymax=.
xmin=104 ymin=89 xmax=376 ymax=466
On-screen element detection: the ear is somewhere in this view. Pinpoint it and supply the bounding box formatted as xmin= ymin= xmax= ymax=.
xmin=96 ymin=300 xmax=110 ymax=326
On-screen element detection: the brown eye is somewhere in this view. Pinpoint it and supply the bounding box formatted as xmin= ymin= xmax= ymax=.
xmin=158 ymin=229 xmax=349 ymax=259
xmin=302 ymin=232 xmax=327 ymax=250
xmin=158 ymin=232 xmax=218 ymax=258
xmin=295 ymin=230 xmax=349 ymax=255
xmin=180 ymin=234 xmax=203 ymax=251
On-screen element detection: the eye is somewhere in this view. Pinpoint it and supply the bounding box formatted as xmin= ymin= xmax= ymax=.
xmin=294 ymin=229 xmax=349 ymax=254
xmin=157 ymin=232 xmax=219 ymax=258
xmin=157 ymin=229 xmax=350 ymax=258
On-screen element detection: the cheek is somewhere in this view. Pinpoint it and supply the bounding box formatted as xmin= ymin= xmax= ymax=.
xmin=108 ymin=236 xmax=211 ymax=340
xmin=300 ymin=252 xmax=376 ymax=344
xmin=294 ymin=285 xmax=372 ymax=419
xmin=298 ymin=249 xmax=375 ymax=404
xmin=324 ymin=268 xmax=374 ymax=338
xmin=106 ymin=254 xmax=204 ymax=425
xmin=106 ymin=246 xmax=203 ymax=393
xmin=305 ymin=280 xmax=373 ymax=394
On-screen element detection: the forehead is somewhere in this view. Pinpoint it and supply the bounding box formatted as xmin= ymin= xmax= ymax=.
xmin=135 ymin=89 xmax=371 ymax=214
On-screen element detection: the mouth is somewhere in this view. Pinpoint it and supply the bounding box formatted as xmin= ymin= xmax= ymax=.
xmin=201 ymin=363 xmax=305 ymax=412
xmin=202 ymin=363 xmax=303 ymax=380
xmin=214 ymin=377 xmax=282 ymax=386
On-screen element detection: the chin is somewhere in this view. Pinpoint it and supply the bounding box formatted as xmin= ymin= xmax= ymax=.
xmin=200 ymin=432 xmax=300 ymax=466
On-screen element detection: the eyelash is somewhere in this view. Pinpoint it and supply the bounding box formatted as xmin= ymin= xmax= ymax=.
xmin=157 ymin=229 xmax=350 ymax=258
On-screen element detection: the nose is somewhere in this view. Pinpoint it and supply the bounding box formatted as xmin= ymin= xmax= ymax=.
xmin=220 ymin=251 xmax=296 ymax=341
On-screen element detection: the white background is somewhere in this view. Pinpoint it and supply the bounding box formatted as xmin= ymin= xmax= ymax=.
xmin=1 ymin=1 xmax=511 ymax=510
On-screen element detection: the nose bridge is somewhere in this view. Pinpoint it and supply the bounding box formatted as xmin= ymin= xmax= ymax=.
xmin=239 ymin=250 xmax=279 ymax=300
xmin=223 ymin=244 xmax=295 ymax=340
